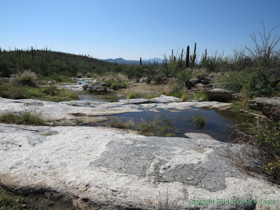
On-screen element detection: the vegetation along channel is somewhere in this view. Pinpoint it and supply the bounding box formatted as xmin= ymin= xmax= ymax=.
xmin=0 ymin=24 xmax=280 ymax=209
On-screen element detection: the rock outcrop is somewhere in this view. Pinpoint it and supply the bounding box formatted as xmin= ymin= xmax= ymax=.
xmin=87 ymin=81 xmax=108 ymax=92
xmin=206 ymin=88 xmax=232 ymax=102
xmin=186 ymin=78 xmax=210 ymax=89
xmin=0 ymin=124 xmax=279 ymax=209
xmin=247 ymin=97 xmax=280 ymax=121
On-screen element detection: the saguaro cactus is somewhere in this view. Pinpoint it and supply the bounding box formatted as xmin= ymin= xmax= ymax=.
xmin=186 ymin=45 xmax=190 ymax=68
xmin=31 ymin=46 xmax=35 ymax=65
xmin=192 ymin=42 xmax=197 ymax=66
xmin=140 ymin=57 xmax=142 ymax=66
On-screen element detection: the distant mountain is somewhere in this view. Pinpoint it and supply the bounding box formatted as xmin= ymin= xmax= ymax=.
xmin=103 ymin=57 xmax=165 ymax=65
xmin=142 ymin=58 xmax=164 ymax=62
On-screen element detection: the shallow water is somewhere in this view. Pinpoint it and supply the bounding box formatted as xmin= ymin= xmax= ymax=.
xmin=76 ymin=79 xmax=93 ymax=85
xmin=78 ymin=94 xmax=121 ymax=102
xmin=107 ymin=107 xmax=254 ymax=142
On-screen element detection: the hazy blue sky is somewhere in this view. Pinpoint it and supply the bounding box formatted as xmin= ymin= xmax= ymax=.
xmin=1 ymin=0 xmax=280 ymax=60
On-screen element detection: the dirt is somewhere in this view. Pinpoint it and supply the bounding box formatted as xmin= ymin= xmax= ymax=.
xmin=0 ymin=186 xmax=79 ymax=210
xmin=116 ymin=83 xmax=173 ymax=97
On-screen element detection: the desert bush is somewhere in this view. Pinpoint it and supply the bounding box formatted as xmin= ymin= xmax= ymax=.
xmin=13 ymin=70 xmax=37 ymax=87
xmin=245 ymin=21 xmax=280 ymax=64
xmin=217 ymin=70 xmax=251 ymax=93
xmin=230 ymin=118 xmax=280 ymax=183
xmin=193 ymin=71 xmax=206 ymax=79
xmin=51 ymin=73 xmax=62 ymax=82
xmin=0 ymin=83 xmax=27 ymax=99
xmin=242 ymin=69 xmax=275 ymax=98
xmin=110 ymin=82 xmax=118 ymax=90
xmin=43 ymin=83 xmax=59 ymax=96
xmin=176 ymin=70 xmax=192 ymax=84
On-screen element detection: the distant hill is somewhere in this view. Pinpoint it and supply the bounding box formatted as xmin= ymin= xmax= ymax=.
xmin=103 ymin=57 xmax=165 ymax=65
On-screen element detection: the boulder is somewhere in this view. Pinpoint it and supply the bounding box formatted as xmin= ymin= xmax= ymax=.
xmin=82 ymin=84 xmax=89 ymax=91
xmin=87 ymin=81 xmax=107 ymax=92
xmin=247 ymin=97 xmax=280 ymax=122
xmin=194 ymin=83 xmax=204 ymax=91
xmin=206 ymin=88 xmax=232 ymax=102
xmin=203 ymin=83 xmax=228 ymax=89
xmin=0 ymin=124 xmax=279 ymax=210
xmin=139 ymin=77 xmax=147 ymax=83
xmin=186 ymin=78 xmax=200 ymax=89
xmin=151 ymin=95 xmax=181 ymax=103
xmin=200 ymin=78 xmax=210 ymax=85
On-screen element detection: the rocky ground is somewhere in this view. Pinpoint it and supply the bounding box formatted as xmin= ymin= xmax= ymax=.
xmin=0 ymin=96 xmax=279 ymax=209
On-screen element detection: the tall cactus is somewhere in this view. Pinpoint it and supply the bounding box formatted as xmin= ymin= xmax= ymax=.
xmin=186 ymin=45 xmax=190 ymax=68
xmin=171 ymin=50 xmax=173 ymax=62
xmin=140 ymin=57 xmax=142 ymax=66
xmin=31 ymin=46 xmax=35 ymax=65
xmin=192 ymin=42 xmax=196 ymax=66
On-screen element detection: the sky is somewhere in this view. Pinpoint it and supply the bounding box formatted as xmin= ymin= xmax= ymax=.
xmin=1 ymin=0 xmax=280 ymax=60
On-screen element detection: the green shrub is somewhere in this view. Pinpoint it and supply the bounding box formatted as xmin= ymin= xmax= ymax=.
xmin=194 ymin=71 xmax=206 ymax=79
xmin=120 ymin=81 xmax=128 ymax=88
xmin=13 ymin=70 xmax=37 ymax=87
xmin=43 ymin=83 xmax=59 ymax=96
xmin=176 ymin=71 xmax=192 ymax=83
xmin=230 ymin=119 xmax=280 ymax=183
xmin=105 ymin=79 xmax=114 ymax=87
xmin=243 ymin=69 xmax=275 ymax=97
xmin=110 ymin=82 xmax=118 ymax=90
xmin=0 ymin=83 xmax=27 ymax=99
xmin=52 ymin=74 xmax=62 ymax=82
xmin=218 ymin=71 xmax=251 ymax=93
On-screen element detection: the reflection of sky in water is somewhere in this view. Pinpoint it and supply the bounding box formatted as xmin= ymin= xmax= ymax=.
xmin=78 ymin=94 xmax=120 ymax=102
xmin=76 ymin=80 xmax=93 ymax=85
xmin=111 ymin=107 xmax=254 ymax=142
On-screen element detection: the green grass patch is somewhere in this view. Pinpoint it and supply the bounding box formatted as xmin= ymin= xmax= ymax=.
xmin=0 ymin=111 xmax=45 ymax=125
xmin=189 ymin=91 xmax=208 ymax=101
xmin=105 ymin=115 xmax=177 ymax=137
xmin=181 ymin=92 xmax=189 ymax=102
xmin=126 ymin=92 xmax=137 ymax=99
xmin=186 ymin=114 xmax=206 ymax=128
xmin=0 ymin=82 xmax=78 ymax=102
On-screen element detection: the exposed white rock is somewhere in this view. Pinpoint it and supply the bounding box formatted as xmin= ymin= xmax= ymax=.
xmin=0 ymin=97 xmax=232 ymax=122
xmin=185 ymin=133 xmax=216 ymax=140
xmin=0 ymin=124 xmax=279 ymax=209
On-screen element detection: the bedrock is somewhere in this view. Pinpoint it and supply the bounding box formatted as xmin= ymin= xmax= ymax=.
xmin=0 ymin=124 xmax=279 ymax=209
